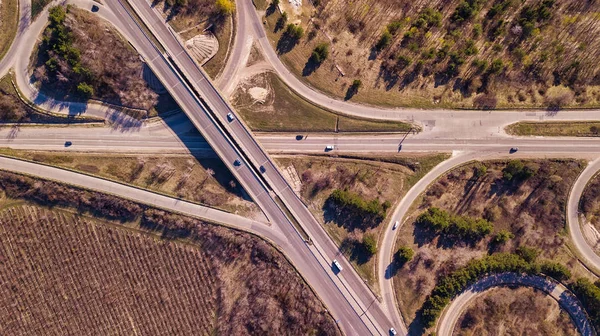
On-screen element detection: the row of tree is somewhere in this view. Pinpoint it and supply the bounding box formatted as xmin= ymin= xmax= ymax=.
xmin=420 ymin=252 xmax=575 ymax=328
xmin=416 ymin=207 xmax=493 ymax=242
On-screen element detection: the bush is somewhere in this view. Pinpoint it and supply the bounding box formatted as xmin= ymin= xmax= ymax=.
xmin=362 ymin=234 xmax=378 ymax=256
xmin=540 ymin=261 xmax=571 ymax=281
xmin=215 ymin=0 xmax=235 ymax=15
xmin=285 ymin=23 xmax=304 ymax=40
xmin=492 ymin=230 xmax=514 ymax=244
xmin=451 ymin=0 xmax=484 ymax=23
xmin=516 ymin=245 xmax=539 ymax=263
xmin=416 ymin=207 xmax=493 ymax=242
xmin=502 ymin=160 xmax=537 ymax=181
xmin=311 ymin=43 xmax=329 ymax=64
xmin=489 ymin=59 xmax=505 ymax=74
xmin=395 ymin=246 xmax=414 ymax=265
xmin=77 ymin=82 xmax=94 ymax=98
xmin=376 ymin=30 xmax=392 ymax=51
xmin=351 ymin=79 xmax=362 ymax=89
xmin=396 ymin=55 xmax=412 ymax=69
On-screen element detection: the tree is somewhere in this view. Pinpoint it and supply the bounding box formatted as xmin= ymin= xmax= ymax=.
xmin=590 ymin=126 xmax=599 ymax=135
xmin=362 ymin=234 xmax=378 ymax=256
xmin=516 ymin=245 xmax=539 ymax=263
xmin=540 ymin=262 xmax=571 ymax=281
xmin=215 ymin=0 xmax=235 ymax=15
xmin=492 ymin=230 xmax=514 ymax=244
xmin=395 ymin=246 xmax=414 ymax=265
xmin=77 ymin=82 xmax=94 ymax=98
xmin=285 ymin=23 xmax=304 ymax=40
xmin=375 ymin=30 xmax=392 ymax=51
xmin=311 ymin=43 xmax=329 ymax=64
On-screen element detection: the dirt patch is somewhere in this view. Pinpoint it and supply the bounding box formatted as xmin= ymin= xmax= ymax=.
xmin=455 ymin=286 xmax=578 ymax=336
xmin=0 ymin=149 xmax=259 ymax=217
xmin=262 ymin=0 xmax=600 ymax=109
xmin=394 ymin=159 xmax=591 ymax=329
xmin=248 ymin=86 xmax=269 ymax=103
xmin=274 ymin=153 xmax=448 ymax=292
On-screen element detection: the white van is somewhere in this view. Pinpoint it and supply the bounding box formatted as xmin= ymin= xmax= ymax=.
xmin=332 ymin=259 xmax=343 ymax=272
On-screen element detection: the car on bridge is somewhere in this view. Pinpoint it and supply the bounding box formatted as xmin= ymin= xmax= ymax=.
xmin=227 ymin=112 xmax=235 ymax=122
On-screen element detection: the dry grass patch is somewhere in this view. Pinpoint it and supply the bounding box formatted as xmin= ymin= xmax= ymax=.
xmin=0 ymin=199 xmax=340 ymax=334
xmin=393 ymin=159 xmax=592 ymax=330
xmin=454 ymin=286 xmax=578 ymax=336
xmin=506 ymin=121 xmax=600 ymax=137
xmin=0 ymin=149 xmax=258 ymax=216
xmin=262 ymin=0 xmax=600 ymax=109
xmin=232 ymin=71 xmax=413 ymax=132
xmin=274 ymin=153 xmax=448 ymax=292
xmin=0 ymin=0 xmax=18 ymax=61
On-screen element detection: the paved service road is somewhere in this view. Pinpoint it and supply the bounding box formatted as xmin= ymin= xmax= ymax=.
xmin=436 ymin=273 xmax=593 ymax=336
xmin=568 ymin=157 xmax=600 ymax=274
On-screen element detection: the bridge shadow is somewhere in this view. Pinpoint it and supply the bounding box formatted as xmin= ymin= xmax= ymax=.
xmin=160 ymin=112 xmax=251 ymax=202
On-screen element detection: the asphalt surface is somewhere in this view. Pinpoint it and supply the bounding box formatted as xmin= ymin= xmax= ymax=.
xmin=106 ymin=0 xmax=393 ymax=334
xmin=568 ymin=158 xmax=600 ymax=274
xmin=436 ymin=273 xmax=593 ymax=336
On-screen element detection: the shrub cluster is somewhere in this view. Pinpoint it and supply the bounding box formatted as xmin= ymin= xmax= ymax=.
xmin=329 ymin=189 xmax=390 ymax=218
xmin=416 ymin=207 xmax=493 ymax=241
xmin=311 ymin=43 xmax=329 ymax=64
xmin=502 ymin=160 xmax=537 ymax=181
xmin=44 ymin=6 xmax=94 ymax=98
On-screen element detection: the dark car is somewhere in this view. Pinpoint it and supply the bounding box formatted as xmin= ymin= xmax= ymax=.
xmin=259 ymin=165 xmax=266 ymax=173
xmin=234 ymin=159 xmax=241 ymax=166
xmin=64 ymin=141 xmax=72 ymax=147
xmin=509 ymin=147 xmax=519 ymax=153
xmin=296 ymin=135 xmax=304 ymax=140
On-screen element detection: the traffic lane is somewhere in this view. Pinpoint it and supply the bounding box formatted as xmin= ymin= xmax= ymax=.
xmin=279 ymin=186 xmax=396 ymax=332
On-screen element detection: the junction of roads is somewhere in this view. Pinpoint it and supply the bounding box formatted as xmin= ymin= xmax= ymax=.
xmin=2 ymin=0 xmax=600 ymax=335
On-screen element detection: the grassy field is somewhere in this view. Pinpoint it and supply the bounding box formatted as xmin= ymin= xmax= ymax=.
xmin=506 ymin=121 xmax=600 ymax=137
xmin=273 ymin=153 xmax=448 ymax=292
xmin=454 ymin=287 xmax=578 ymax=335
xmin=31 ymin=7 xmax=164 ymax=114
xmin=0 ymin=149 xmax=258 ymax=216
xmin=0 ymin=74 xmax=101 ymax=123
xmin=0 ymin=0 xmax=18 ymax=62
xmin=233 ymin=72 xmax=414 ymax=132
xmin=261 ymin=0 xmax=600 ymax=109
xmin=393 ymin=159 xmax=593 ymax=331
xmin=0 ymin=172 xmax=340 ymax=335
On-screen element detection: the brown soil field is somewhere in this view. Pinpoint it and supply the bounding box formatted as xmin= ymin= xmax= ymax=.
xmin=262 ymin=0 xmax=600 ymax=109
xmin=274 ymin=153 xmax=448 ymax=292
xmin=0 ymin=172 xmax=341 ymax=336
xmin=0 ymin=149 xmax=259 ymax=217
xmin=393 ymin=159 xmax=592 ymax=329
xmin=31 ymin=7 xmax=161 ymax=111
xmin=151 ymin=0 xmax=233 ymax=79
xmin=454 ymin=286 xmax=578 ymax=336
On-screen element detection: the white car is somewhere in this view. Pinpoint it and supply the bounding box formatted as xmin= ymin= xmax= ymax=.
xmin=332 ymin=259 xmax=343 ymax=272
xmin=389 ymin=328 xmax=397 ymax=335
xmin=227 ymin=112 xmax=235 ymax=122
xmin=325 ymin=145 xmax=334 ymax=151
xmin=392 ymin=221 xmax=399 ymax=230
